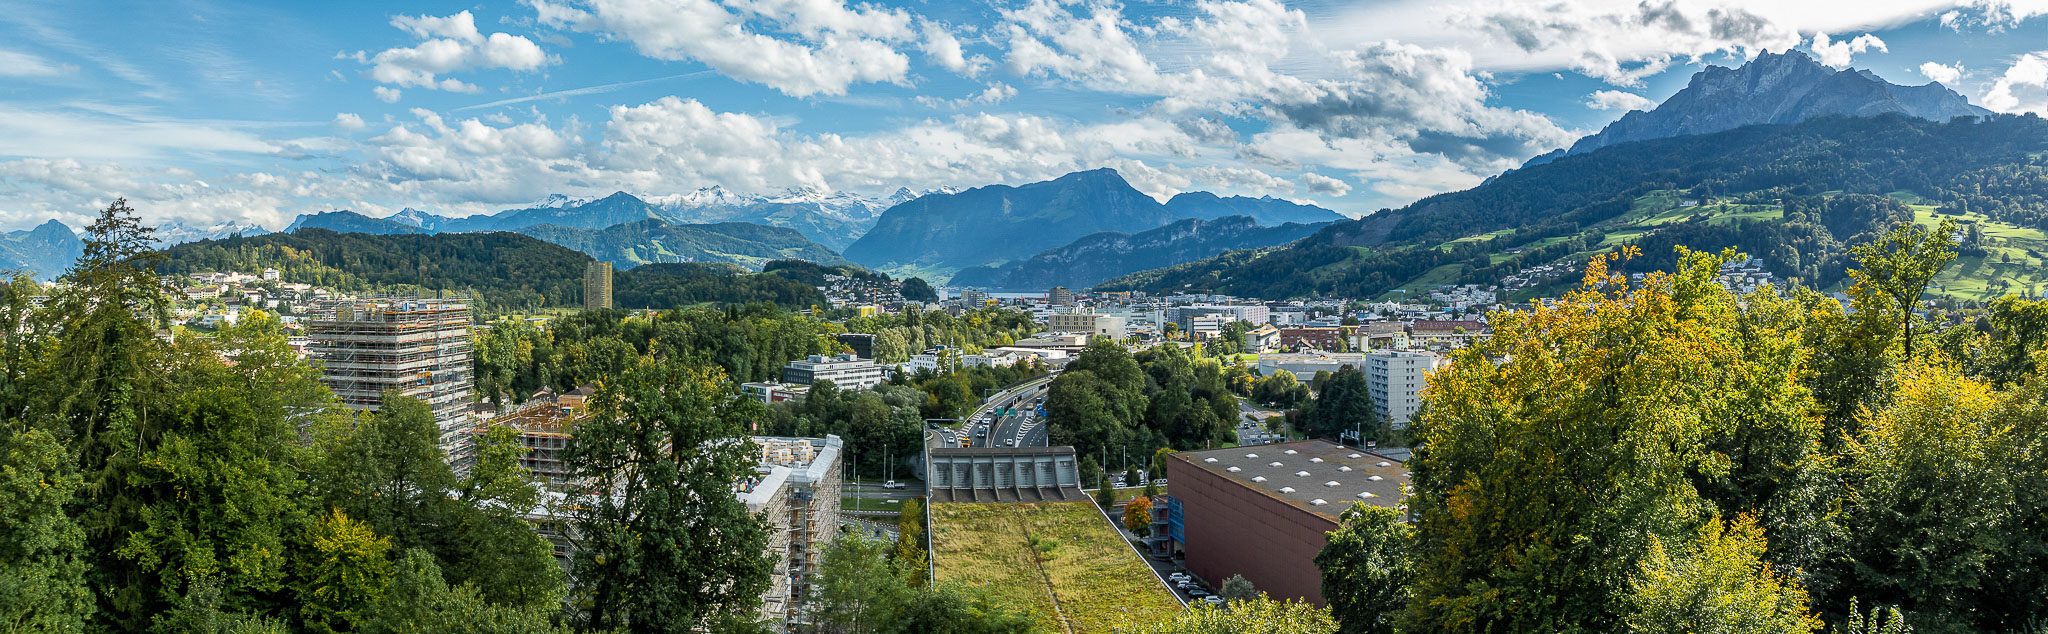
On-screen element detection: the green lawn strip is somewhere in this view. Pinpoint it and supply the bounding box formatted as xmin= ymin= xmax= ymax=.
xmin=931 ymin=503 xmax=1067 ymax=633
xmin=931 ymin=502 xmax=1180 ymax=633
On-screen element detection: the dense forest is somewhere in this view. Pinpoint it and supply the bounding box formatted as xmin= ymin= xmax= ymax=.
xmin=1102 ymin=113 xmax=2048 ymax=299
xmin=612 ymin=263 xmax=829 ymax=310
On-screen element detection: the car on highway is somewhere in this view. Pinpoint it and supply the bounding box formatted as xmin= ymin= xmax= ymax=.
xmin=882 ymin=481 xmax=904 ymax=489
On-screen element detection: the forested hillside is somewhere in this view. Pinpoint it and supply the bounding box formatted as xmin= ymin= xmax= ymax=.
xmin=612 ymin=262 xmax=828 ymax=310
xmin=159 ymin=229 xmax=591 ymax=312
xmin=1102 ymin=114 xmax=2048 ymax=300
xmin=159 ymin=231 xmax=837 ymax=312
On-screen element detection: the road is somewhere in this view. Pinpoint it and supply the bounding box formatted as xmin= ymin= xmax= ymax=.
xmin=971 ymin=373 xmax=1057 ymax=448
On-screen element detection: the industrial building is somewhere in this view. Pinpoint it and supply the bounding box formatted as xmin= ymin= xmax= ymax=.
xmin=583 ymin=261 xmax=612 ymax=309
xmin=780 ymin=353 xmax=886 ymax=390
xmin=926 ymin=446 xmax=1086 ymax=503
xmin=1158 ymin=440 xmax=1408 ymax=605
xmin=1366 ymin=350 xmax=1442 ymax=428
xmin=739 ymin=435 xmax=843 ymax=630
xmin=306 ymin=298 xmax=476 ymax=465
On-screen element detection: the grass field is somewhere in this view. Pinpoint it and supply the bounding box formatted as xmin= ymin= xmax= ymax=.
xmin=930 ymin=502 xmax=1182 ymax=633
xmin=1907 ymin=206 xmax=2048 ymax=300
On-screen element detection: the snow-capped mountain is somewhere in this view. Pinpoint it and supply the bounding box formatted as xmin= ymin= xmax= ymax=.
xmin=282 ymin=185 xmax=957 ymax=252
xmin=386 ymin=208 xmax=444 ymax=231
xmin=153 ymin=218 xmax=273 ymax=246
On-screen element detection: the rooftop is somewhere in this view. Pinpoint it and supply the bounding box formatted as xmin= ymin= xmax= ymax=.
xmin=1173 ymin=439 xmax=1408 ymax=520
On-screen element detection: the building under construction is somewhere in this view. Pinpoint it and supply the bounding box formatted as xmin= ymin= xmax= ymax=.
xmin=473 ymin=387 xmax=593 ymax=487
xmin=306 ymin=298 xmax=476 ymax=465
xmin=739 ymin=435 xmax=843 ymax=631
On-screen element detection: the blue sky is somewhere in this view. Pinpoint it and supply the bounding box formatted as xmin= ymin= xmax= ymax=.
xmin=3 ymin=0 xmax=2048 ymax=232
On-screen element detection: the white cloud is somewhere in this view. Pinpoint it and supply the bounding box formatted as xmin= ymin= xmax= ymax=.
xmin=920 ymin=21 xmax=989 ymax=77
xmin=914 ymin=82 xmax=1018 ymax=109
xmin=0 ymin=103 xmax=283 ymax=162
xmin=1585 ymin=90 xmax=1656 ymax=111
xmin=530 ymin=0 xmax=915 ymax=97
xmin=374 ymin=86 xmax=403 ymax=103
xmin=0 ymin=50 xmax=67 ymax=77
xmin=1809 ymin=32 xmax=1887 ymax=68
xmin=1300 ymin=172 xmax=1351 ymax=197
xmin=334 ymin=113 xmax=366 ymax=130
xmin=365 ymin=10 xmax=554 ymax=92
xmin=1920 ymin=61 xmax=1964 ymax=84
xmin=1984 ymin=51 xmax=2048 ymax=113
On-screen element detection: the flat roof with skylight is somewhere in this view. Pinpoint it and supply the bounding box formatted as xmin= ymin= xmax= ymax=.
xmin=1175 ymin=439 xmax=1407 ymax=518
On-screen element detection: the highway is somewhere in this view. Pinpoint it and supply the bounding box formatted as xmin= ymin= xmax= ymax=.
xmin=964 ymin=373 xmax=1058 ymax=449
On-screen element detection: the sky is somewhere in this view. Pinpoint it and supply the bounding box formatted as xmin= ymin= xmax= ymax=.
xmin=4 ymin=0 xmax=2048 ymax=232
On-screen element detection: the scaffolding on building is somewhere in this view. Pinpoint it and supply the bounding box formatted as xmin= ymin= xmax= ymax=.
xmin=305 ymin=297 xmax=477 ymax=463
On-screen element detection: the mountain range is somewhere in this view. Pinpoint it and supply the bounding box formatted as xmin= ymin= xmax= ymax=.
xmin=841 ymin=168 xmax=1346 ymax=281
xmin=1527 ymin=50 xmax=1991 ymax=166
xmin=287 ymin=186 xmax=925 ymax=251
xmin=948 ymin=215 xmax=1333 ymax=290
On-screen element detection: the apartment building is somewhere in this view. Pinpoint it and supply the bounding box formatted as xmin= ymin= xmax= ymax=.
xmin=583 ymin=261 xmax=613 ymax=309
xmin=1366 ymin=350 xmax=1441 ymax=429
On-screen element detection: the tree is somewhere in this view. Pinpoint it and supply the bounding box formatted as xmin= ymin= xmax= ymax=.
xmin=309 ymin=395 xmax=563 ymax=610
xmin=815 ymin=536 xmax=907 ymax=634
xmin=1219 ymin=574 xmax=1258 ymax=604
xmin=1403 ymin=251 xmax=1807 ymax=633
xmin=359 ymin=549 xmax=568 ymax=634
xmin=1317 ymin=505 xmax=1411 ymax=634
xmin=1111 ymin=595 xmax=1337 ymax=634
xmin=1252 ymin=369 xmax=1304 ymax=409
xmin=1303 ymin=365 xmax=1376 ymax=442
xmin=1832 ymin=361 xmax=2045 ymax=631
xmin=0 ymin=427 xmax=93 ymax=631
xmin=893 ymin=499 xmax=929 ymax=587
xmin=1123 ymin=496 xmax=1153 ymax=535
xmin=1847 ymin=220 xmax=1957 ymax=358
xmin=1622 ymin=515 xmax=1822 ymax=634
xmin=564 ymin=361 xmax=775 ymax=632
xmin=298 ymin=509 xmax=395 ymax=634
xmin=899 ymin=278 xmax=938 ymax=303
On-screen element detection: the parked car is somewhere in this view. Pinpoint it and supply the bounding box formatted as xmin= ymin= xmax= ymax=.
xmin=1188 ymin=589 xmax=1210 ymax=598
xmin=1202 ymin=596 xmax=1224 ymax=605
xmin=1168 ymin=572 xmax=1190 ymax=583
